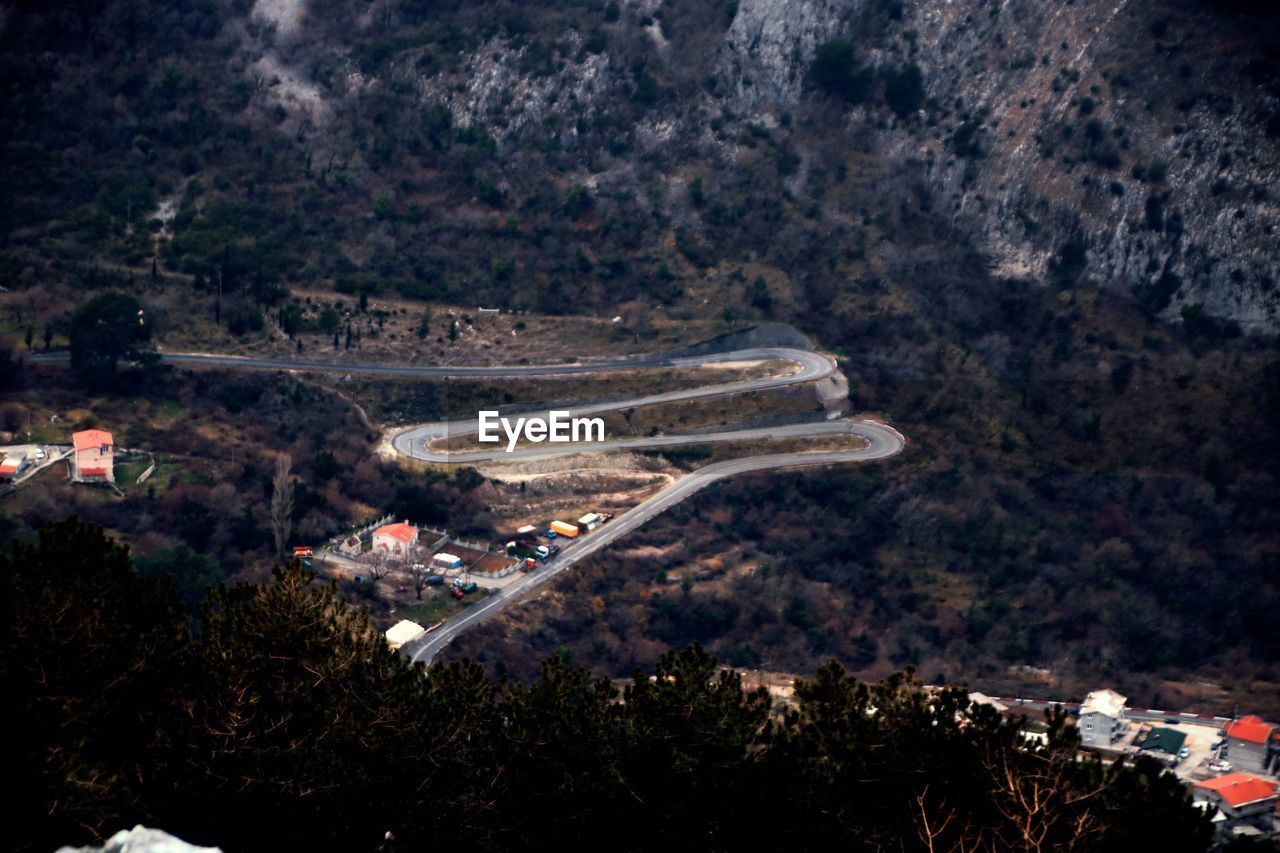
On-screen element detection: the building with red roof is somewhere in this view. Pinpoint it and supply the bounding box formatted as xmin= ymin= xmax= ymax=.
xmin=372 ymin=522 xmax=418 ymax=557
xmin=71 ymin=429 xmax=114 ymax=483
xmin=0 ymin=451 xmax=26 ymax=480
xmin=1193 ymin=773 xmax=1279 ymax=835
xmin=1223 ymin=716 xmax=1280 ymax=775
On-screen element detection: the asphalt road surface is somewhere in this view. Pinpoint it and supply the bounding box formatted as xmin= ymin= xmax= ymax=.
xmin=33 ymin=343 xmax=904 ymax=665
xmin=390 ymin=344 xmax=904 ymax=664
xmin=399 ymin=423 xmax=904 ymax=665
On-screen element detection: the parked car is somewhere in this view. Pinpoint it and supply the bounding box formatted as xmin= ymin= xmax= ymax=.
xmin=451 ymin=587 xmax=464 ymax=600
xmin=1164 ymin=717 xmax=1180 ymax=725
xmin=549 ymin=544 xmax=561 ymax=556
xmin=425 ymin=575 xmax=444 ymax=586
xmin=461 ymin=581 xmax=478 ymax=594
xmin=1178 ymin=747 xmax=1190 ymax=760
xmin=34 ymin=448 xmax=46 ymax=460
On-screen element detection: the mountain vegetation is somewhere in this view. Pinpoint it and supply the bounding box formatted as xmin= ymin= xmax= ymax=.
xmin=1 ymin=519 xmax=1213 ymax=851
xmin=2 ymin=0 xmax=1279 ymax=725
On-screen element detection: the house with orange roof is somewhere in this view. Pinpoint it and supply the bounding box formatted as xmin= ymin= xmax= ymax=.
xmin=372 ymin=521 xmax=418 ymax=557
xmin=0 ymin=451 xmax=28 ymax=480
xmin=1223 ymin=715 xmax=1280 ymax=775
xmin=71 ymin=429 xmax=114 ymax=483
xmin=1193 ymin=773 xmax=1279 ymax=834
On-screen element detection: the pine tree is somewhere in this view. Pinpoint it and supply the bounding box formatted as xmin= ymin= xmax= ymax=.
xmin=270 ymin=454 xmax=293 ymax=559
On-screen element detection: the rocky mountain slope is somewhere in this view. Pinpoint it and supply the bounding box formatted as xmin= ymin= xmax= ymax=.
xmin=250 ymin=0 xmax=1280 ymax=326
xmin=3 ymin=0 xmax=1279 ymax=707
xmin=4 ymin=0 xmax=1277 ymax=328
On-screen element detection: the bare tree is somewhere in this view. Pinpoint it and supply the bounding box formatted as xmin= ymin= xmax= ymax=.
xmin=270 ymin=454 xmax=294 ymax=560
xmin=406 ymin=552 xmax=432 ymax=600
xmin=365 ymin=550 xmax=395 ymax=584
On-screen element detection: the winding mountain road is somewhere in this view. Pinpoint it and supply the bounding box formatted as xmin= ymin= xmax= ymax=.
xmin=32 ymin=342 xmax=905 ymax=665
xmin=386 ymin=344 xmax=904 ymax=665
xmin=399 ymin=424 xmax=904 ymax=665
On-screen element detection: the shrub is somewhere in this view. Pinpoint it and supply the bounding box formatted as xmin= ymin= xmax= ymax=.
xmin=810 ymin=41 xmax=873 ymax=103
xmin=883 ymin=63 xmax=925 ymax=118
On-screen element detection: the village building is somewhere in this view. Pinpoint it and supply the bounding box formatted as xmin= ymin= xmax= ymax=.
xmin=1193 ymin=773 xmax=1279 ymax=837
xmin=71 ymin=429 xmax=114 ymax=483
xmin=967 ymin=692 xmax=1010 ymax=714
xmin=1139 ymin=726 xmax=1187 ymax=760
xmin=372 ymin=522 xmax=418 ymax=557
xmin=384 ymin=620 xmax=426 ymax=651
xmin=1079 ymin=688 xmax=1128 ymax=748
xmin=0 ymin=451 xmax=27 ymax=480
xmin=1223 ymin=716 xmax=1280 ymax=775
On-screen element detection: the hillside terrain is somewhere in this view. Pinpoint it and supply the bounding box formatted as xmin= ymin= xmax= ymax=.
xmin=1 ymin=0 xmax=1279 ymax=712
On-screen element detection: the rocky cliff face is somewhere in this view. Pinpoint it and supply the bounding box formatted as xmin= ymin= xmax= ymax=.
xmin=894 ymin=0 xmax=1280 ymax=329
xmin=14 ymin=0 xmax=1274 ymax=329
xmin=361 ymin=0 xmax=1276 ymax=327
xmin=693 ymin=0 xmax=1280 ymax=328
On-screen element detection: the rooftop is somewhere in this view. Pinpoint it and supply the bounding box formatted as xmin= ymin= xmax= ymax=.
xmin=72 ymin=429 xmax=114 ymax=452
xmin=1224 ymin=715 xmax=1276 ymax=745
xmin=968 ymin=692 xmax=1010 ymax=713
xmin=1195 ymin=774 xmax=1279 ymax=808
xmin=384 ymin=620 xmax=426 ymax=649
xmin=1140 ymin=726 xmax=1187 ymax=755
xmin=1081 ymin=688 xmax=1127 ymax=718
xmin=375 ymin=522 xmax=417 ymax=543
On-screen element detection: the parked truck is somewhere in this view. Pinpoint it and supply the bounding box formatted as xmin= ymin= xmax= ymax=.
xmin=506 ymin=541 xmax=537 ymax=559
xmin=549 ymin=520 xmax=580 ymax=538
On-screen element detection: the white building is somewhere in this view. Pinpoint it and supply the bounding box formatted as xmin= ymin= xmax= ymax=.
xmin=1079 ymin=688 xmax=1127 ymax=748
xmin=968 ymin=692 xmax=1010 ymax=713
xmin=372 ymin=522 xmax=418 ymax=557
xmin=72 ymin=429 xmax=114 ymax=483
xmin=0 ymin=451 xmax=28 ymax=480
xmin=384 ymin=620 xmax=426 ymax=650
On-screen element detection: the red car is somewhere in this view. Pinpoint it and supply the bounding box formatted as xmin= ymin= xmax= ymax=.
xmin=451 ymin=587 xmax=464 ymax=600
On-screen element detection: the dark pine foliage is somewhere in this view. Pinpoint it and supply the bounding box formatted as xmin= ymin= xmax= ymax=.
xmin=1 ymin=519 xmax=1213 ymax=852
